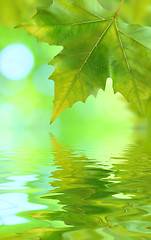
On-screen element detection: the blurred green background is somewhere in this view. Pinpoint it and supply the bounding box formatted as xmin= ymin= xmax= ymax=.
xmin=0 ymin=24 xmax=134 ymax=139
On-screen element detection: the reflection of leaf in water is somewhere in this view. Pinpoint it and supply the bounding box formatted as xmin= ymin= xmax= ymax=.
xmin=27 ymin=136 xmax=126 ymax=239
xmin=105 ymin=133 xmax=151 ymax=238
xmin=2 ymin=133 xmax=151 ymax=239
xmin=20 ymin=135 xmax=118 ymax=239
xmin=39 ymin=135 xmax=113 ymax=227
xmin=0 ymin=234 xmax=39 ymax=240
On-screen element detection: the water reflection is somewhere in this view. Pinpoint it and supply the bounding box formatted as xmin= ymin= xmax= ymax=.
xmin=0 ymin=131 xmax=151 ymax=239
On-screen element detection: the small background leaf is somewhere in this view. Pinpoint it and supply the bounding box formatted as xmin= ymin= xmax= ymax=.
xmin=97 ymin=0 xmax=121 ymax=12
xmin=0 ymin=0 xmax=53 ymax=27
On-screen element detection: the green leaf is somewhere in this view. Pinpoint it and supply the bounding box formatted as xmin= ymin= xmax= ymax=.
xmin=97 ymin=0 xmax=121 ymax=12
xmin=98 ymin=0 xmax=151 ymax=26
xmin=20 ymin=0 xmax=151 ymax=123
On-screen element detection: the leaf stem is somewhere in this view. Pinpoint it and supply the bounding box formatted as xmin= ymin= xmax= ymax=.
xmin=114 ymin=0 xmax=124 ymax=19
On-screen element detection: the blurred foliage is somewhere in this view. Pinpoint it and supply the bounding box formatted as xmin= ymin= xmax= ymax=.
xmin=120 ymin=0 xmax=151 ymax=26
xmin=98 ymin=0 xmax=122 ymax=12
xmin=0 ymin=25 xmax=62 ymax=128
xmin=0 ymin=0 xmax=53 ymax=27
xmin=99 ymin=0 xmax=151 ymax=26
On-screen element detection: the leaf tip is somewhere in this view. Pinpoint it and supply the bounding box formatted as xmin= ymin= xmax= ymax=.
xmin=50 ymin=119 xmax=54 ymax=126
xmin=50 ymin=111 xmax=57 ymax=126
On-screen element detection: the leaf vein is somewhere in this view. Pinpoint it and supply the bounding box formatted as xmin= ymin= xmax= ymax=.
xmin=118 ymin=28 xmax=151 ymax=50
xmin=73 ymin=2 xmax=105 ymax=20
xmin=115 ymin=19 xmax=143 ymax=113
xmin=51 ymin=20 xmax=114 ymax=121
xmin=25 ymin=18 xmax=112 ymax=29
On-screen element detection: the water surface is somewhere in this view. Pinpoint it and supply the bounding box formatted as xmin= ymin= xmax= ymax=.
xmin=0 ymin=130 xmax=151 ymax=240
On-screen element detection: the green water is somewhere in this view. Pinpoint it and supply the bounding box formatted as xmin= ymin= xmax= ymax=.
xmin=0 ymin=129 xmax=151 ymax=240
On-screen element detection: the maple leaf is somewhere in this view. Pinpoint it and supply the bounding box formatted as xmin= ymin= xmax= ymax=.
xmin=20 ymin=0 xmax=151 ymax=124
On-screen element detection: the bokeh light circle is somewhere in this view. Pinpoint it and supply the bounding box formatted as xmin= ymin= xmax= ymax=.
xmin=0 ymin=44 xmax=34 ymax=80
